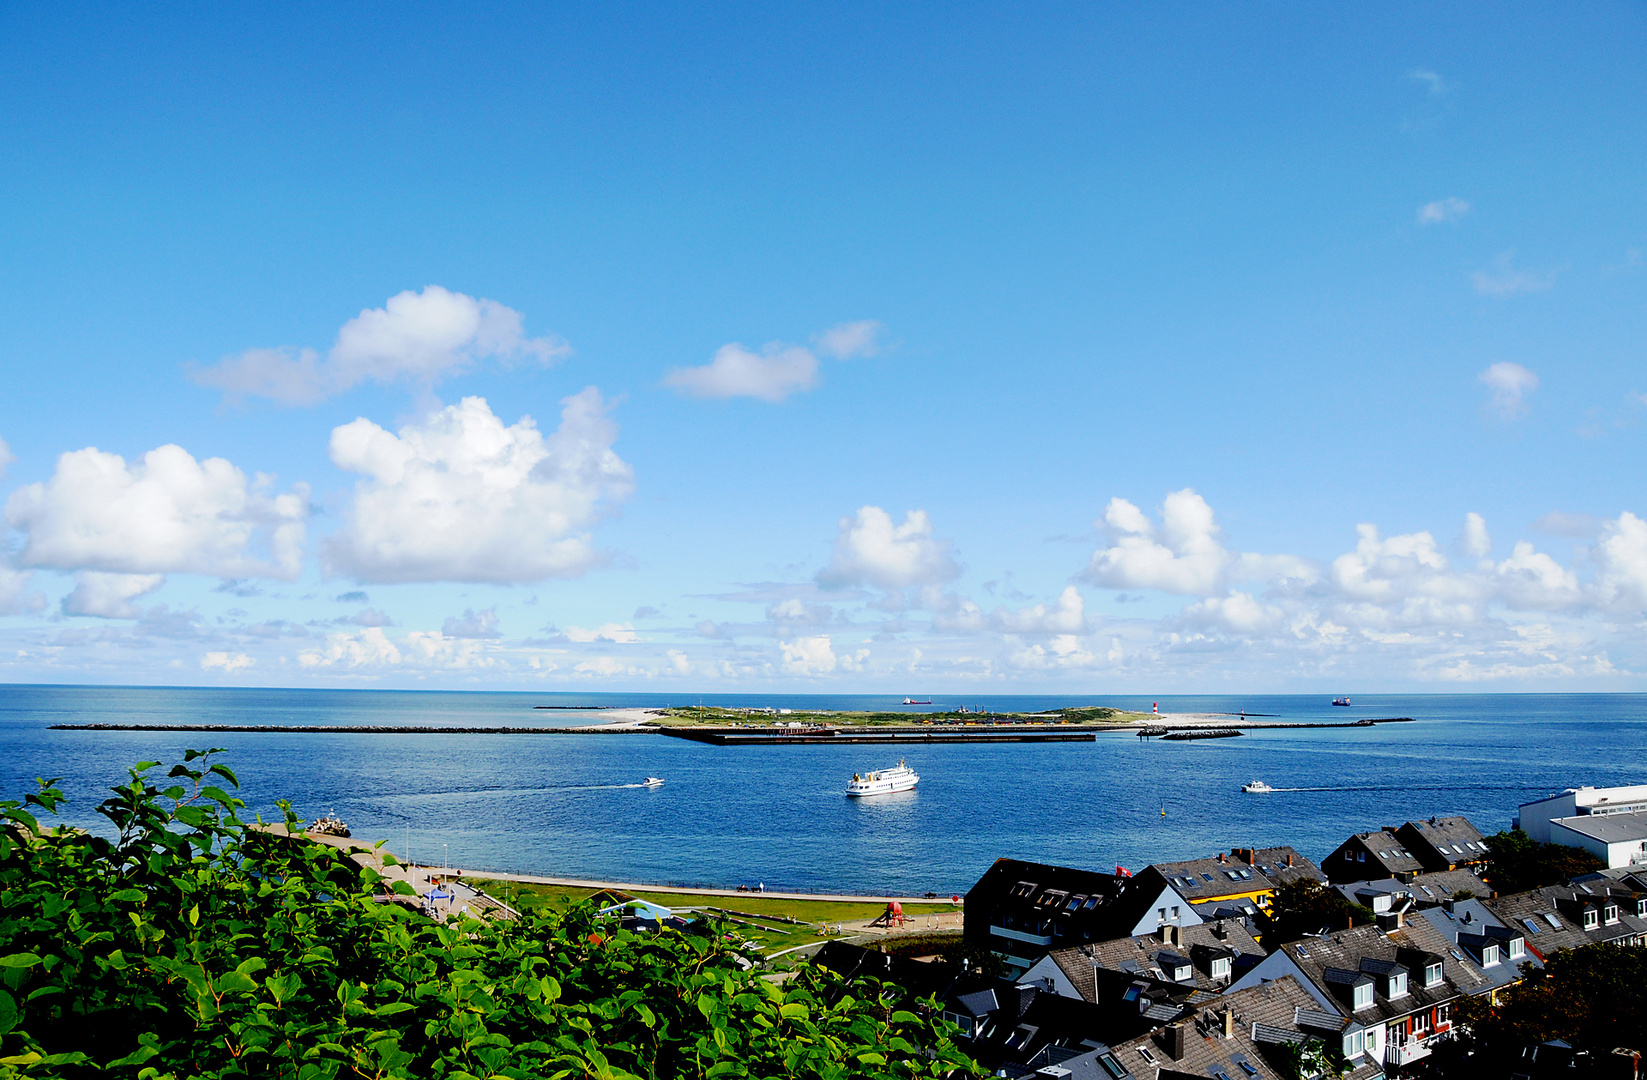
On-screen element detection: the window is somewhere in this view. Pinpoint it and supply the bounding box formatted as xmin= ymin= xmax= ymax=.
xmin=1084 ymin=895 xmax=1102 ymax=910
xmin=1171 ymin=906 xmax=1180 ymax=918
xmin=1238 ymin=869 xmax=1252 ymax=880
xmin=1437 ymin=1003 xmax=1451 ymax=1027
xmin=1098 ymin=1053 xmax=1126 ymax=1079
xmin=1543 ymin=913 xmax=1563 ymax=930
xmin=1240 ymin=1063 xmax=1259 ymax=1077
xmin=1605 ymin=904 xmax=1619 ymax=925
xmin=1508 ymin=936 xmax=1525 ymax=959
xmin=1136 ymin=1046 xmax=1157 ymax=1065
xmin=1158 ymin=907 xmax=1167 ymax=921
xmin=1480 ymin=944 xmax=1499 ymax=967
xmin=1353 ymin=983 xmax=1373 ymax=1010
xmin=1345 ymin=1030 xmax=1365 ymax=1057
xmin=1122 ymin=986 xmax=1140 ymax=1003
xmin=1388 ymin=972 xmax=1408 ymax=998
xmin=1066 ymin=895 xmax=1085 ymax=911
xmin=1211 ymin=956 xmax=1231 ymax=979
xmin=1583 ymin=910 xmax=1599 ymax=930
xmin=1203 ymin=873 xmax=1215 ymax=882
xmin=1414 ymin=1010 xmax=1430 ymax=1034
xmin=1425 ymin=962 xmax=1443 ymax=988
xmin=1358 ymin=852 xmax=1366 ymax=862
xmin=1638 ymin=899 xmax=1647 ymax=918
xmin=1378 ymin=851 xmax=1389 ymax=860
xmin=1346 ymin=850 xmax=1356 ymax=861
xmin=1523 ymin=918 xmax=1543 ymax=936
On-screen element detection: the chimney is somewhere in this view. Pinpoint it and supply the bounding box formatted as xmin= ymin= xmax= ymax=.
xmin=1218 ymin=852 xmax=1226 ymax=863
xmin=1222 ymin=1010 xmax=1235 ymax=1039
xmin=1164 ymin=1023 xmax=1187 ymax=1062
xmin=1287 ymin=853 xmax=1294 ymax=867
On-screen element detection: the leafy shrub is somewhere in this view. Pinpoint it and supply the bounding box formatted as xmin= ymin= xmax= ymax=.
xmin=1480 ymin=829 xmax=1604 ymax=894
xmin=0 ymin=752 xmax=981 ymax=1080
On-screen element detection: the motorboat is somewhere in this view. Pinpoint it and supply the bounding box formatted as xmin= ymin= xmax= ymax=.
xmin=847 ymin=760 xmax=919 ymax=797
xmin=1241 ymin=780 xmax=1275 ymax=794
xmin=641 ymin=777 xmax=665 ymax=789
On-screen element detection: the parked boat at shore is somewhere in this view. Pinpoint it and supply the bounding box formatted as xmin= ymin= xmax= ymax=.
xmin=847 ymin=760 xmax=919 ymax=797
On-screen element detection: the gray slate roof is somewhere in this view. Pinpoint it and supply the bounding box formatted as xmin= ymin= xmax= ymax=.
xmin=1044 ymin=922 xmax=1264 ymax=997
xmin=1278 ymin=921 xmax=1484 ymax=1025
xmin=1485 ymin=884 xmax=1647 ymax=955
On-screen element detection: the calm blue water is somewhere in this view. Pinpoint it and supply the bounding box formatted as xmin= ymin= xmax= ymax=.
xmin=1 ymin=686 xmax=1643 ymax=896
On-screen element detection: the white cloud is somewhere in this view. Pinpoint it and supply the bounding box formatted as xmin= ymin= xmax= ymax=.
xmin=1417 ymin=197 xmax=1470 ymax=225
xmin=1181 ymin=591 xmax=1284 ymax=634
xmin=1533 ymin=512 xmax=1599 ymax=538
xmin=667 ymin=649 xmax=692 ymax=676
xmin=0 ymin=435 xmax=14 ymax=479
xmin=565 ymin=623 xmax=640 ymax=643
xmin=1460 ymin=512 xmax=1492 ymax=559
xmin=780 ymin=635 xmax=838 ymax=676
xmin=299 ymin=627 xmax=402 ymax=668
xmin=766 ymin=598 xmax=832 ymax=625
xmin=1008 ymin=634 xmax=1097 ymax=670
xmin=663 ymin=342 xmax=820 ymax=402
xmin=1478 ymin=362 xmax=1539 ymax=420
xmin=1589 ymin=512 xmax=1647 ymax=612
xmin=193 ymin=286 xmax=569 ymax=405
xmin=201 ymin=651 xmax=255 ymax=673
xmin=61 ymin=571 xmax=167 ymax=618
xmin=818 ymin=507 xmax=959 ymax=591
xmin=813 ymin=320 xmax=884 ymax=360
xmin=1493 ymin=542 xmax=1582 ymax=610
xmin=1084 ymin=490 xmax=1231 ymax=595
xmin=323 ymin=391 xmax=634 ymax=583
xmin=5 ymin=444 xmax=307 ymax=579
xmin=441 ymin=607 xmax=501 ymax=638
xmin=992 ymin=585 xmax=1087 ymax=634
xmin=1472 ymin=254 xmax=1556 ymax=297
xmin=1408 ymin=69 xmax=1450 ymax=95
xmin=0 ymin=567 xmax=44 ymax=616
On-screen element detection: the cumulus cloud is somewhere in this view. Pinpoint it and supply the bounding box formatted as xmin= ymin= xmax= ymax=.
xmin=1460 ymin=512 xmax=1492 ymax=559
xmin=780 ymin=635 xmax=838 ymax=676
xmin=200 ymin=651 xmax=255 ymax=673
xmin=441 ymin=607 xmax=501 ymax=638
xmin=5 ymin=444 xmax=308 ymax=579
xmin=62 ymin=572 xmax=167 ymax=618
xmin=0 ymin=567 xmax=45 ymax=616
xmin=0 ymin=435 xmax=14 ymax=479
xmin=818 ymin=507 xmax=959 ymax=592
xmin=1473 ymin=254 xmax=1556 ymax=297
xmin=297 ymin=627 xmax=497 ymax=670
xmin=346 ymin=608 xmax=395 ymax=628
xmin=1478 ymin=362 xmax=1539 ymax=420
xmin=663 ymin=342 xmax=819 ymax=402
xmin=323 ymin=391 xmax=634 ymax=583
xmin=1084 ymin=490 xmax=1232 ymax=595
xmin=1590 ymin=512 xmax=1647 ymax=612
xmin=1418 ymin=197 xmax=1470 ymax=225
xmin=192 ymin=286 xmax=569 ymax=405
xmin=813 ymin=321 xmax=884 ymax=360
xmin=766 ymin=598 xmax=833 ymax=626
xmin=992 ymin=585 xmax=1087 ymax=634
xmin=1533 ymin=512 xmax=1600 ymax=538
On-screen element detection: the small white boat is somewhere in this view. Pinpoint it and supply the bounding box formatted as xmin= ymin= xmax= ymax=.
xmin=1241 ymin=780 xmax=1274 ymax=794
xmin=642 ymin=777 xmax=665 ymax=788
xmin=847 ymin=760 xmax=919 ymax=797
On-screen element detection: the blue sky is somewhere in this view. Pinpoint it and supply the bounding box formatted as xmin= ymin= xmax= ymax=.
xmin=2 ymin=3 xmax=1645 ymax=691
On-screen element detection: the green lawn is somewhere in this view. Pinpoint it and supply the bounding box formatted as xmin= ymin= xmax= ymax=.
xmin=471 ymin=879 xmax=964 ymax=956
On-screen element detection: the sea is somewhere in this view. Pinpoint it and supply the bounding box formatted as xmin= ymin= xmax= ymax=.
xmin=1 ymin=687 xmax=1643 ymax=897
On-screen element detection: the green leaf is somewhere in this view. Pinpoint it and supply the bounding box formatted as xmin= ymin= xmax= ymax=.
xmin=0 ymin=953 xmax=41 ymax=969
xmin=375 ymin=1002 xmax=416 ymax=1017
xmin=0 ymin=989 xmax=16 ymax=1035
xmin=109 ymin=888 xmax=146 ymax=903
xmin=779 ymin=1003 xmax=808 ymax=1021
xmin=189 ymin=904 xmax=200 ymax=926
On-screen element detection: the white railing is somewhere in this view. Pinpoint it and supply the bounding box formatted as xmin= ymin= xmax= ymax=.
xmin=1386 ymin=1038 xmax=1432 ymax=1067
xmin=989 ymin=924 xmax=1053 ymax=946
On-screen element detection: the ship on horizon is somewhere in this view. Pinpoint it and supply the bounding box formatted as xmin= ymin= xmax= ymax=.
xmin=903 ymin=697 xmax=932 ymax=705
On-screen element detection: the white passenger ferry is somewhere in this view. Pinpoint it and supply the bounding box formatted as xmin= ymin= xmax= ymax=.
xmin=847 ymin=760 xmax=919 ymax=797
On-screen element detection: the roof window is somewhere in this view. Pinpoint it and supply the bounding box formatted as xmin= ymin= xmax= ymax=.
xmin=1542 ymin=913 xmax=1563 ymax=930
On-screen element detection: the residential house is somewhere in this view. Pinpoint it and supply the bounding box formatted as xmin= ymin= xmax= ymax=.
xmin=1515 ymin=784 xmax=1647 ymax=843
xmin=1392 ymin=817 xmax=1488 ymax=874
xmin=964 ymin=858 xmax=1200 ymax=976
xmin=1022 ymin=921 xmax=1265 ymax=1001
xmin=1330 ymin=868 xmax=1491 ymax=916
xmin=1484 ymin=883 xmax=1647 ymax=954
xmin=1409 ymin=898 xmax=1541 ymax=1004
xmin=1228 ymin=920 xmax=1493 ymax=1073
xmin=1141 ymin=848 xmax=1325 ymax=921
xmin=1324 ymin=831 xmax=1426 ymax=885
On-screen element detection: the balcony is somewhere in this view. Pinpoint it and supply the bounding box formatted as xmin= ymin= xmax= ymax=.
xmin=1386 ymin=1034 xmax=1440 ymax=1069
xmin=989 ymin=924 xmax=1053 ymax=946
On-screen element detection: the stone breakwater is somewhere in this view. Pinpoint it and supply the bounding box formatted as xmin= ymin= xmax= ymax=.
xmin=49 ymin=723 xmax=654 ymax=735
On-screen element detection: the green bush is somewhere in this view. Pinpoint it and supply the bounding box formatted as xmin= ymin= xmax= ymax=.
xmin=0 ymin=752 xmax=981 ymax=1080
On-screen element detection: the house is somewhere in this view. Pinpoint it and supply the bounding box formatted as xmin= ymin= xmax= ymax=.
xmin=1324 ymin=831 xmax=1426 ymax=884
xmin=1228 ymin=919 xmax=1494 ymax=1073
xmin=1544 ymin=809 xmax=1647 ymax=870
xmin=1393 ymin=817 xmax=1488 ymax=873
xmin=964 ymin=858 xmax=1200 ymax=976
xmin=1330 ymin=868 xmax=1491 ymax=915
xmin=1142 ymin=848 xmax=1325 ymax=918
xmin=1408 ymin=898 xmax=1540 ymax=1003
xmin=1515 ymin=784 xmax=1647 ymax=843
xmin=1484 ymin=883 xmax=1647 ymax=953
xmin=1021 ymin=920 xmax=1265 ymax=1000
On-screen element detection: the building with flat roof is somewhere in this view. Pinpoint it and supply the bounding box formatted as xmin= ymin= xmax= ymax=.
xmin=1546 ymin=809 xmax=1647 ymax=870
xmin=1515 ymin=784 xmax=1647 ymax=843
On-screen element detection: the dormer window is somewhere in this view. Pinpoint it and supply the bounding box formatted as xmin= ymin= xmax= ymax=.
xmin=1211 ymin=956 xmax=1231 ymax=979
xmin=1353 ymin=983 xmax=1373 ymax=1010
xmin=1508 ymin=936 xmax=1525 ymax=959
xmin=1425 ymin=962 xmax=1443 ymax=988
xmin=1387 ymin=972 xmax=1408 ymax=999
xmin=1583 ymin=910 xmax=1600 ymax=930
xmin=1604 ymin=904 xmax=1620 ymax=925
xmin=1637 ymin=899 xmax=1647 ymax=918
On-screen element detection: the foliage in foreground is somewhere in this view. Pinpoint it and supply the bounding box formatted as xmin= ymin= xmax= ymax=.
xmin=0 ymin=752 xmax=981 ymax=1080
xmin=1480 ymin=829 xmax=1605 ymax=894
xmin=1261 ymin=881 xmax=1375 ymax=944
xmin=1450 ymin=943 xmax=1647 ymax=1057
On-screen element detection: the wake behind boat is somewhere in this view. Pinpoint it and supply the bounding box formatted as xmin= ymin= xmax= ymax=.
xmin=847 ymin=759 xmax=919 ymax=797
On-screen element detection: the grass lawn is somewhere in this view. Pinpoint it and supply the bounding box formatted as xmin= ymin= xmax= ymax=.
xmin=471 ymin=879 xmax=964 ymax=956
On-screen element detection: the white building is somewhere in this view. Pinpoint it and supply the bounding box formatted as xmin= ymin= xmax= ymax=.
xmin=1515 ymin=785 xmax=1647 ymax=843
xmin=1548 ymin=812 xmax=1647 ymax=870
